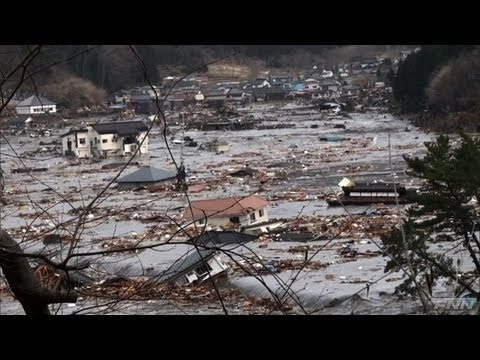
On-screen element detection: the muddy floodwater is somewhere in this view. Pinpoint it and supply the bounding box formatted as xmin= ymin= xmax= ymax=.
xmin=2 ymin=103 xmax=471 ymax=314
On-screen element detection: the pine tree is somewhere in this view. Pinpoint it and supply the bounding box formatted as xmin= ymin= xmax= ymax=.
xmin=383 ymin=134 xmax=480 ymax=298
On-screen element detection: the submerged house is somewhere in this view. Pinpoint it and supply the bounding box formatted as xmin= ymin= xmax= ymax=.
xmin=6 ymin=115 xmax=33 ymax=130
xmin=192 ymin=231 xmax=257 ymax=247
xmin=116 ymin=166 xmax=176 ymax=189
xmin=269 ymin=74 xmax=293 ymax=84
xmin=60 ymin=120 xmax=149 ymax=159
xmin=246 ymin=79 xmax=271 ymax=89
xmin=226 ymin=88 xmax=247 ymax=103
xmin=229 ymin=167 xmax=258 ymax=177
xmin=158 ymin=231 xmax=257 ymax=286
xmin=92 ymin=120 xmax=149 ymax=156
xmin=252 ymin=86 xmax=286 ymax=102
xmin=157 ymin=247 xmax=229 ymax=286
xmin=182 ymin=195 xmax=269 ymax=228
xmin=318 ymin=79 xmax=341 ymax=94
xmin=199 ymin=138 xmax=230 ymax=153
xmin=327 ymin=178 xmax=409 ymax=206
xmin=204 ymin=90 xmax=227 ymax=108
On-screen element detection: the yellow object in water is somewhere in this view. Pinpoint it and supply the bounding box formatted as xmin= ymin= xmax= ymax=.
xmin=338 ymin=177 xmax=355 ymax=188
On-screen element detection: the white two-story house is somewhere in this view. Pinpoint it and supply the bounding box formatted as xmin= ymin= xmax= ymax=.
xmin=60 ymin=120 xmax=149 ymax=159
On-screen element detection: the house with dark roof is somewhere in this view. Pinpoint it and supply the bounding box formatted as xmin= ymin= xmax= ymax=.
xmin=130 ymin=90 xmax=152 ymax=103
xmin=182 ymin=195 xmax=269 ymax=228
xmin=92 ymin=121 xmax=149 ymax=157
xmin=134 ymin=101 xmax=156 ymax=115
xmin=252 ymin=85 xmax=286 ymax=102
xmin=129 ymin=89 xmax=157 ymax=114
xmin=60 ymin=120 xmax=149 ymax=159
xmin=117 ymin=166 xmax=176 ymax=189
xmin=6 ymin=115 xmax=33 ymax=130
xmin=170 ymin=92 xmax=195 ymax=110
xmin=204 ymin=90 xmax=227 ymax=108
xmin=317 ymin=79 xmax=341 ymax=94
xmin=301 ymin=69 xmax=317 ymax=80
xmin=245 ymin=79 xmax=271 ymax=89
xmin=342 ymin=84 xmax=361 ymax=97
xmin=226 ymin=88 xmax=247 ymax=104
xmin=16 ymin=95 xmax=56 ymax=115
xmin=269 ymin=74 xmax=293 ymax=84
xmin=112 ymin=90 xmax=130 ymax=104
xmin=175 ymin=79 xmax=200 ymax=91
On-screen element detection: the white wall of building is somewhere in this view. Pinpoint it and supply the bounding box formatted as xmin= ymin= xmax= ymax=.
xmin=16 ymin=107 xmax=31 ymax=115
xmin=96 ymin=133 xmax=123 ymax=155
xmin=61 ymin=131 xmax=90 ymax=158
xmin=16 ymin=105 xmax=56 ymax=115
xmin=62 ymin=127 xmax=149 ymax=158
xmin=250 ymin=207 xmax=269 ymax=224
xmin=176 ymin=254 xmax=228 ymax=286
xmin=94 ymin=131 xmax=148 ymax=155
xmin=194 ymin=206 xmax=269 ymax=228
xmin=76 ymin=132 xmax=90 ymax=158
xmin=138 ymin=131 xmax=148 ymax=154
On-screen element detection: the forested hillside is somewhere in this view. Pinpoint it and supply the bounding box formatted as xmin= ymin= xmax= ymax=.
xmin=392 ymin=45 xmax=480 ymax=132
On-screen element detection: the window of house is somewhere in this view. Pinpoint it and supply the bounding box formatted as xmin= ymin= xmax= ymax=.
xmin=250 ymin=212 xmax=256 ymax=222
xmin=102 ymin=139 xmax=108 ymax=143
xmin=198 ymin=218 xmax=205 ymax=225
xmin=94 ymin=137 xmax=98 ymax=144
xmin=79 ymin=138 xmax=86 ymax=145
xmin=259 ymin=209 xmax=264 ymax=217
xmin=230 ymin=217 xmax=240 ymax=224
xmin=195 ymin=262 xmax=213 ymax=277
